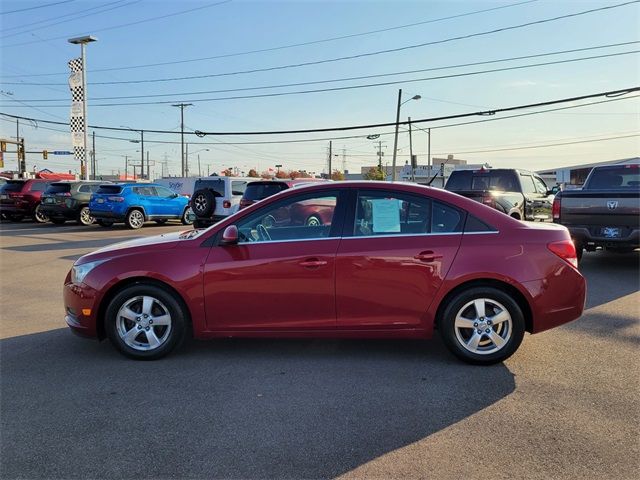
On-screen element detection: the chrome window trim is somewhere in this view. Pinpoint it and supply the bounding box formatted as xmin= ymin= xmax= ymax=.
xmin=343 ymin=232 xmax=463 ymax=240
xmin=238 ymin=236 xmax=338 ymax=246
xmin=463 ymin=231 xmax=500 ymax=235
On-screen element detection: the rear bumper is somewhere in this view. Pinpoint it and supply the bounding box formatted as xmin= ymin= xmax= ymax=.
xmin=90 ymin=210 xmax=126 ymax=222
xmin=566 ymin=225 xmax=640 ymax=249
xmin=40 ymin=204 xmax=78 ymax=219
xmin=523 ymin=264 xmax=586 ymax=334
xmin=64 ymin=281 xmax=100 ymax=338
xmin=0 ymin=204 xmax=33 ymax=216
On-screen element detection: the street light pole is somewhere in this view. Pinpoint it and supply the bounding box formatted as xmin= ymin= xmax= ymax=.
xmin=409 ymin=116 xmax=414 ymax=182
xmin=391 ymin=89 xmax=402 ymax=182
xmin=140 ymin=130 xmax=144 ymax=179
xmin=68 ymin=35 xmax=97 ymax=181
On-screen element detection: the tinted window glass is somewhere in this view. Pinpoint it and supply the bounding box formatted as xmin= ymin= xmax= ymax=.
xmin=78 ymin=184 xmax=101 ymax=193
xmin=30 ymin=182 xmax=48 ymax=192
xmin=195 ymin=179 xmax=225 ymax=196
xmin=155 ymin=186 xmax=175 ymax=198
xmin=588 ymin=166 xmax=640 ymax=189
xmin=354 ymin=191 xmax=431 ymax=237
xmin=96 ymin=185 xmax=122 ymax=194
xmin=533 ymin=176 xmax=548 ymax=194
xmin=445 ymin=171 xmax=472 ymax=190
xmin=46 ymin=183 xmax=71 ymax=194
xmin=2 ymin=181 xmax=25 ymax=192
xmin=432 ymin=201 xmax=464 ymax=233
xmin=520 ymin=175 xmax=537 ymax=194
xmin=465 ymin=215 xmax=495 ymax=233
xmin=231 ymin=181 xmax=248 ymax=196
xmin=244 ymin=183 xmax=288 ymax=201
xmin=236 ymin=192 xmax=338 ymax=243
xmin=471 ymin=172 xmax=518 ymax=191
xmin=133 ymin=186 xmax=155 ymax=196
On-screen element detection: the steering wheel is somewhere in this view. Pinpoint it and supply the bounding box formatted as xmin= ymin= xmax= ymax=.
xmin=257 ymin=223 xmax=271 ymax=241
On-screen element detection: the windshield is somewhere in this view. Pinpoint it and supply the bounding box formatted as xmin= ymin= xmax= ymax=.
xmin=2 ymin=181 xmax=25 ymax=192
xmin=446 ymin=171 xmax=518 ymax=191
xmin=46 ymin=183 xmax=72 ymax=194
xmin=587 ymin=166 xmax=640 ymax=189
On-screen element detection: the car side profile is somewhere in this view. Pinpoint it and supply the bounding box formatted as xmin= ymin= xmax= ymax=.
xmin=65 ymin=182 xmax=585 ymax=364
xmin=89 ymin=183 xmax=192 ymax=229
xmin=40 ymin=181 xmax=107 ymax=225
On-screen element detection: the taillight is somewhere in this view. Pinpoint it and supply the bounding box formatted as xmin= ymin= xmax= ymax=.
xmin=547 ymin=240 xmax=578 ymax=269
xmin=107 ymin=196 xmax=125 ymax=202
xmin=239 ymin=199 xmax=252 ymax=209
xmin=222 ymin=200 xmax=231 ymax=209
xmin=552 ymin=197 xmax=561 ymax=220
xmin=482 ymin=193 xmax=495 ymax=208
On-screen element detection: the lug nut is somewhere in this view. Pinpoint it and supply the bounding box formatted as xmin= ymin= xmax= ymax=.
xmin=473 ymin=322 xmax=478 ymax=327
xmin=477 ymin=329 xmax=483 ymax=334
xmin=487 ymin=320 xmax=492 ymax=325
xmin=149 ymin=320 xmax=153 ymax=324
xmin=145 ymin=327 xmax=150 ymax=331
xmin=136 ymin=317 xmax=140 ymax=322
xmin=137 ymin=325 xmax=142 ymax=330
xmin=485 ymin=329 xmax=491 ymax=333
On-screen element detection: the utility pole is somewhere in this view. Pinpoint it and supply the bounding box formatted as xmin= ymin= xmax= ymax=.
xmin=391 ymin=88 xmax=402 ymax=181
xmin=124 ymin=155 xmax=129 ymax=179
xmin=140 ymin=130 xmax=145 ymax=179
xmin=91 ymin=131 xmax=96 ymax=180
xmin=198 ymin=154 xmax=202 ymax=177
xmin=172 ymin=103 xmax=192 ymax=177
xmin=342 ymin=147 xmax=346 ymax=173
xmin=146 ymin=151 xmax=150 ymax=180
xmin=185 ymin=143 xmax=189 ymax=177
xmin=427 ymin=128 xmax=431 ymax=175
xmin=328 ymin=141 xmax=332 ymax=178
xmin=408 ymin=117 xmax=414 ymax=182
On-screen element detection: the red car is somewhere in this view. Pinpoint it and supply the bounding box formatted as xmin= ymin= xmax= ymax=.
xmin=64 ymin=182 xmax=585 ymax=364
xmin=0 ymin=179 xmax=54 ymax=223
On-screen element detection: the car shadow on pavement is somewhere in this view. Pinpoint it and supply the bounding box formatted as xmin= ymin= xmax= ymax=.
xmin=1 ymin=329 xmax=515 ymax=479
xmin=579 ymin=250 xmax=639 ymax=309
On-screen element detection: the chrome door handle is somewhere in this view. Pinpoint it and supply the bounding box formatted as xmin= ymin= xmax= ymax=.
xmin=299 ymin=258 xmax=328 ymax=268
xmin=414 ymin=251 xmax=442 ymax=262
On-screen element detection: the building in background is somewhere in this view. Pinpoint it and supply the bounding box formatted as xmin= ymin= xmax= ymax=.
xmin=536 ymin=157 xmax=639 ymax=187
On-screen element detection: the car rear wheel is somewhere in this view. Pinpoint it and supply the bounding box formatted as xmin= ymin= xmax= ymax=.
xmin=191 ymin=189 xmax=215 ymax=218
xmin=77 ymin=206 xmax=95 ymax=226
xmin=97 ymin=219 xmax=114 ymax=227
xmin=33 ymin=204 xmax=49 ymax=223
xmin=105 ymin=284 xmax=187 ymax=360
xmin=125 ymin=209 xmax=145 ymax=229
xmin=439 ymin=287 xmax=525 ymax=365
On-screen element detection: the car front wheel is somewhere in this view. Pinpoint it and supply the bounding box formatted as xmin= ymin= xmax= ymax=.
xmin=439 ymin=287 xmax=525 ymax=365
xmin=125 ymin=209 xmax=145 ymax=229
xmin=105 ymin=284 xmax=187 ymax=360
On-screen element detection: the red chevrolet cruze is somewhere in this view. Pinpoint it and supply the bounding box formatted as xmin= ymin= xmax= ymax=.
xmin=64 ymin=182 xmax=585 ymax=364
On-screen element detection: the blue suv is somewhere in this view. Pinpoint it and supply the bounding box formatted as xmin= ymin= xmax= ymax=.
xmin=89 ymin=183 xmax=192 ymax=229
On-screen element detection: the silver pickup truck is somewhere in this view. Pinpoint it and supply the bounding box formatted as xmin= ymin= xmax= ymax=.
xmin=552 ymin=163 xmax=639 ymax=260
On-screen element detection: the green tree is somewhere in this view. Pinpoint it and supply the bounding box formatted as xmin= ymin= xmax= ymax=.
xmin=248 ymin=169 xmax=260 ymax=178
xmin=363 ymin=167 xmax=385 ymax=181
xmin=330 ymin=170 xmax=345 ymax=181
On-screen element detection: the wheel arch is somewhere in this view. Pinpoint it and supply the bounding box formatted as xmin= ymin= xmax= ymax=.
xmin=434 ymin=278 xmax=533 ymax=333
xmin=126 ymin=205 xmax=147 ymax=220
xmin=96 ymin=276 xmax=192 ymax=340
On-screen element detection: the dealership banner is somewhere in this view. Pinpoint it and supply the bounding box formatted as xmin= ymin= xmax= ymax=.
xmin=68 ymin=57 xmax=85 ymax=171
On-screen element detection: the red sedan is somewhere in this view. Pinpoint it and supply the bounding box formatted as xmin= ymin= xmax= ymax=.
xmin=64 ymin=182 xmax=585 ymax=364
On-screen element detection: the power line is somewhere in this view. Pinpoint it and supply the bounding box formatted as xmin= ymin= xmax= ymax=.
xmin=2 ymin=87 xmax=638 ymax=137
xmin=1 ymin=0 xmax=234 ymax=48
xmin=1 ymin=1 xmax=141 ymax=40
xmin=5 ymin=53 xmax=638 ymax=108
xmin=9 ymin=42 xmax=637 ymax=99
xmin=0 ymin=0 xmax=74 ymax=15
xmin=0 ymin=0 xmax=540 ymax=78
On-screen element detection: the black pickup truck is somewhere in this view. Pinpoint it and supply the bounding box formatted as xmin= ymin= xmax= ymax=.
xmin=445 ymin=168 xmax=553 ymax=221
xmin=553 ymin=163 xmax=640 ymax=260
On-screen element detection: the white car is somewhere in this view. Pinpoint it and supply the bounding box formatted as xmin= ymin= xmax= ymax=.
xmin=189 ymin=176 xmax=255 ymax=228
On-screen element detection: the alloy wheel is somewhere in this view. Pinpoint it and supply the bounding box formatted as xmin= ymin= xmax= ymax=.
xmin=128 ymin=210 xmax=144 ymax=229
xmin=453 ymin=298 xmax=513 ymax=355
xmin=34 ymin=205 xmax=49 ymax=223
xmin=116 ymin=295 xmax=172 ymax=351
xmin=79 ymin=207 xmax=94 ymax=225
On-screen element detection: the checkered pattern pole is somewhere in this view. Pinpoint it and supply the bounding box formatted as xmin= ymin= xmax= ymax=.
xmin=68 ymin=57 xmax=86 ymax=178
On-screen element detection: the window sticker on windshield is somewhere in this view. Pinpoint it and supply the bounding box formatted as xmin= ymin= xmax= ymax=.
xmin=370 ymin=198 xmax=401 ymax=233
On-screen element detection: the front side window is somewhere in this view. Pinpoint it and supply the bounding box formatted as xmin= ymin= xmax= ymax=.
xmin=155 ymin=186 xmax=175 ymax=198
xmin=533 ymin=176 xmax=548 ymax=194
xmin=236 ymin=192 xmax=338 ymax=244
xmin=520 ymin=175 xmax=537 ymax=194
xmin=354 ymin=191 xmax=431 ymax=237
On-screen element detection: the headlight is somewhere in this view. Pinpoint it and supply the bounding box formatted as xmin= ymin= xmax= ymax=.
xmin=71 ymin=260 xmax=106 ymax=284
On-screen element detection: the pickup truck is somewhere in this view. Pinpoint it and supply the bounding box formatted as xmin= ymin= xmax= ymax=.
xmin=552 ymin=163 xmax=639 ymax=260
xmin=445 ymin=168 xmax=553 ymax=221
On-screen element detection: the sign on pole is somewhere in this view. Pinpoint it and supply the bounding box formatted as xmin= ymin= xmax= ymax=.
xmin=68 ymin=57 xmax=85 ymax=173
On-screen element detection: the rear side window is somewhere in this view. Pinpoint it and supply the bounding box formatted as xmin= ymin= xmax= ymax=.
xmin=96 ymin=185 xmax=122 ymax=194
xmin=46 ymin=183 xmax=72 ymax=194
xmin=520 ymin=175 xmax=537 ymax=194
xmin=432 ymin=201 xmax=464 ymax=233
xmin=587 ymin=166 xmax=640 ymax=189
xmin=354 ymin=190 xmax=431 ymax=236
xmin=78 ymin=184 xmax=101 ymax=193
xmin=446 ymin=172 xmax=472 ymax=190
xmin=3 ymin=181 xmax=26 ymax=192
xmin=133 ymin=186 xmax=155 ymax=196
xmin=231 ymin=181 xmax=248 ymax=196
xmin=195 ymin=179 xmax=225 ymax=196
xmin=29 ymin=182 xmax=49 ymax=192
xmin=244 ymin=183 xmax=288 ymax=201
xmin=464 ymin=215 xmax=495 ymax=233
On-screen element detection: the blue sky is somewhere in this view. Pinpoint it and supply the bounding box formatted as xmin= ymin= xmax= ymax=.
xmin=1 ymin=0 xmax=638 ymax=177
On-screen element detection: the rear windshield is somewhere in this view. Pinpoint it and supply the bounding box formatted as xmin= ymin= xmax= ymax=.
xmin=46 ymin=183 xmax=72 ymax=194
xmin=446 ymin=171 xmax=519 ymax=191
xmin=243 ymin=183 xmax=288 ymax=201
xmin=96 ymin=185 xmax=123 ymax=194
xmin=587 ymin=166 xmax=640 ymax=189
xmin=195 ymin=178 xmax=225 ymax=196
xmin=1 ymin=181 xmax=25 ymax=192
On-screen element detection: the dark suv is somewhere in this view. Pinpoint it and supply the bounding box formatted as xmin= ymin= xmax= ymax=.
xmin=239 ymin=179 xmax=327 ymax=210
xmin=40 ymin=181 xmax=107 ymax=225
xmin=445 ymin=168 xmax=553 ymax=221
xmin=0 ymin=179 xmax=55 ymax=223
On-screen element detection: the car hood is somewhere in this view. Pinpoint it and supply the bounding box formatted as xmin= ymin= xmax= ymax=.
xmin=75 ymin=229 xmax=205 ymax=265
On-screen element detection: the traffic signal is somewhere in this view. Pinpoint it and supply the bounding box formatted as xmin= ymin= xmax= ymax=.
xmin=43 ymin=150 xmax=48 ymax=160
xmin=0 ymin=140 xmax=6 ymax=152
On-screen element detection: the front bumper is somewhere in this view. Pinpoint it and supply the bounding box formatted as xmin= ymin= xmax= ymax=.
xmin=64 ymin=280 xmax=100 ymax=338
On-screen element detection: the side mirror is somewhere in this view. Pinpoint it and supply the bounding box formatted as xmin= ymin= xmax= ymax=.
xmin=171 ymin=193 xmax=179 ymax=198
xmin=220 ymin=225 xmax=239 ymax=245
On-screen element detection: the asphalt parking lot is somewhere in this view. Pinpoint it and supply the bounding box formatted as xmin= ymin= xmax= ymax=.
xmin=1 ymin=220 xmax=638 ymax=480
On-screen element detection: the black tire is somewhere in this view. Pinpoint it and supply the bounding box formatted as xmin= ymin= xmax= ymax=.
xmin=33 ymin=204 xmax=49 ymax=223
xmin=439 ymin=286 xmax=525 ymax=365
xmin=8 ymin=214 xmax=24 ymax=222
xmin=105 ymin=284 xmax=187 ymax=360
xmin=77 ymin=206 xmax=95 ymax=226
xmin=51 ymin=218 xmax=66 ymax=225
xmin=154 ymin=219 xmax=168 ymax=225
xmin=181 ymin=207 xmax=194 ymax=225
xmin=575 ymin=245 xmax=584 ymax=263
xmin=97 ymin=219 xmax=114 ymax=227
xmin=191 ymin=189 xmax=215 ymax=218
xmin=125 ymin=208 xmax=145 ymax=229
